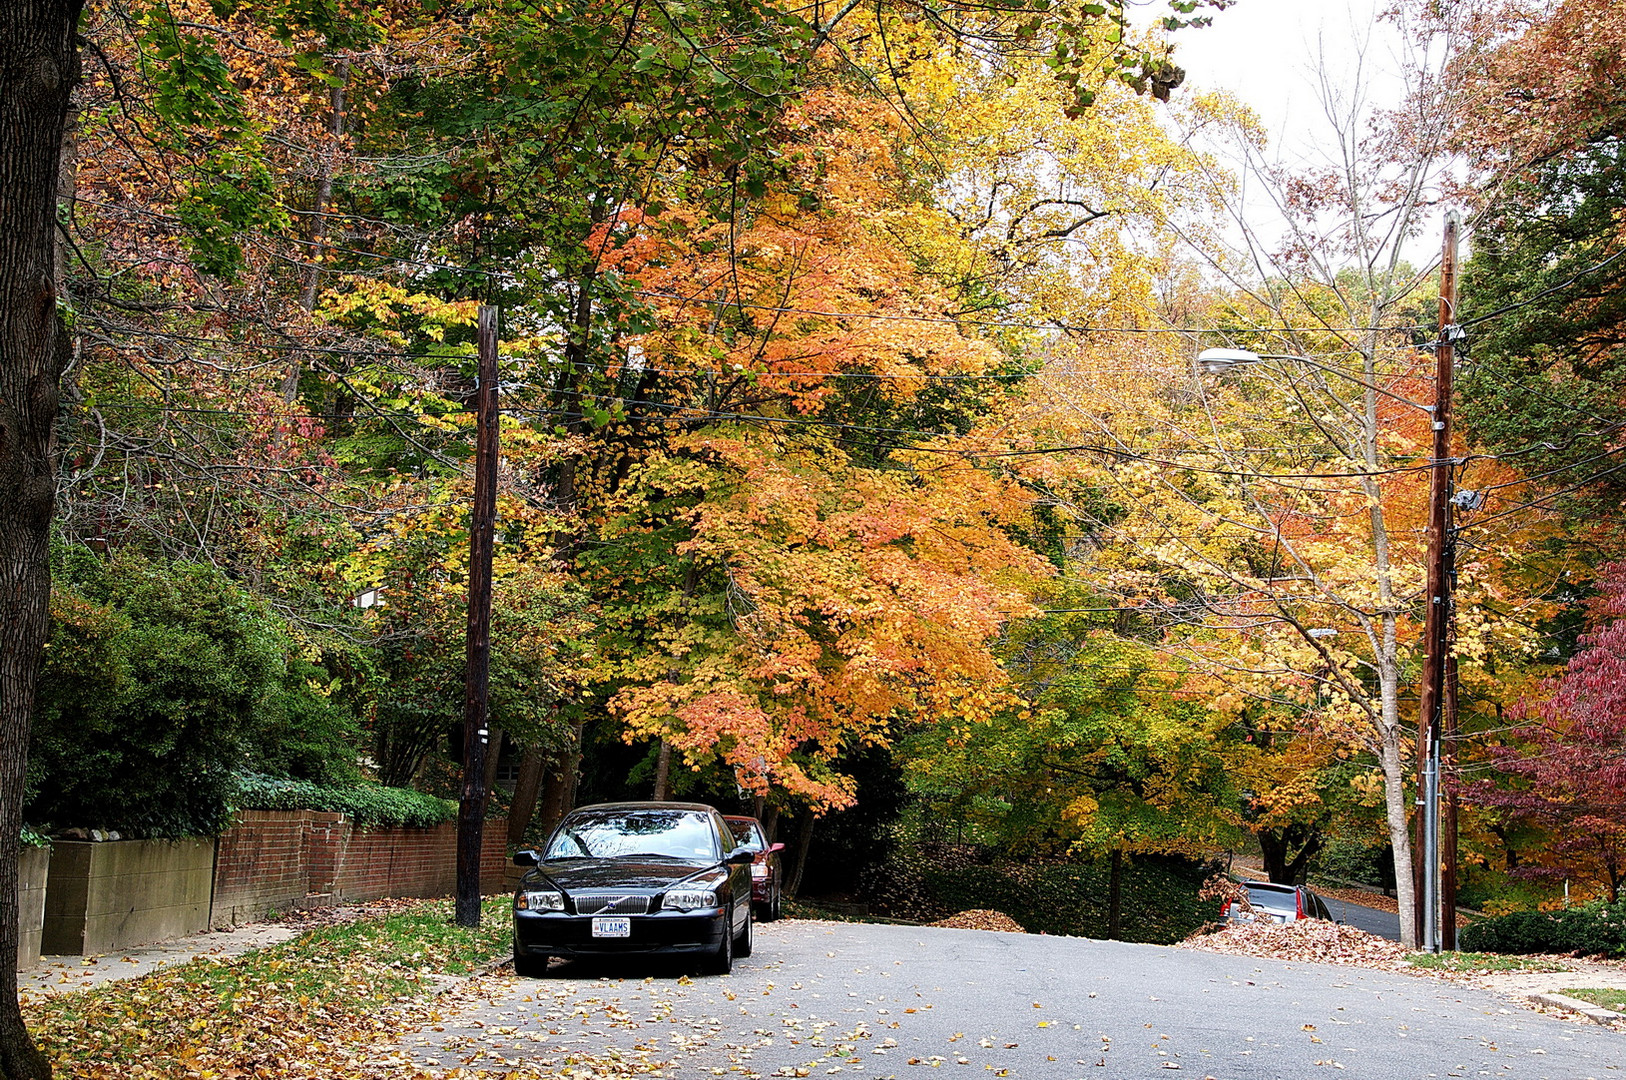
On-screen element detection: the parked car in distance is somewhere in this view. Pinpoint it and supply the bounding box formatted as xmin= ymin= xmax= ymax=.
xmin=724 ymin=815 xmax=785 ymax=922
xmin=511 ymin=801 xmax=755 ymax=977
xmin=1222 ymin=880 xmax=1335 ymax=925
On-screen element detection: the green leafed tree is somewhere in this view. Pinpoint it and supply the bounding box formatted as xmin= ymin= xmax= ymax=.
xmin=900 ymin=593 xmax=1242 ymax=937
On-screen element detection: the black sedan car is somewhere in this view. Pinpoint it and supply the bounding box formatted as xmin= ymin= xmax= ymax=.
xmin=512 ymin=801 xmax=755 ymax=976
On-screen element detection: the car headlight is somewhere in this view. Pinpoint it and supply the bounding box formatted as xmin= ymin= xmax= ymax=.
xmin=516 ymin=890 xmax=564 ymax=911
xmin=751 ymin=863 xmax=769 ymax=879
xmin=663 ymin=888 xmax=718 ymax=911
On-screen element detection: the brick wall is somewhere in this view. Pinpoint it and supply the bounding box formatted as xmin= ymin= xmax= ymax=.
xmin=211 ymin=810 xmax=510 ymax=928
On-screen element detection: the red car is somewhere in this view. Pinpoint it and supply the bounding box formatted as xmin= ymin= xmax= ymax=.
xmin=724 ymin=815 xmax=785 ymax=922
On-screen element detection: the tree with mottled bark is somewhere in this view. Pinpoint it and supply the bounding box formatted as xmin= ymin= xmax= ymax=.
xmin=1 ymin=4 xmax=81 ymax=1077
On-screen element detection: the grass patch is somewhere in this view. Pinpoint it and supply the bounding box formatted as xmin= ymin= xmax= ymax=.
xmin=1559 ymin=987 xmax=1626 ymax=1013
xmin=26 ymin=896 xmax=511 ymax=1079
xmin=294 ymin=897 xmax=514 ymax=975
xmin=1407 ymin=950 xmax=1571 ymax=973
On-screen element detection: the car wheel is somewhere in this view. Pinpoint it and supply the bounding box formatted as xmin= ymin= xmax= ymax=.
xmin=736 ymin=906 xmax=753 ymax=958
xmin=705 ymin=906 xmax=734 ymax=975
xmin=512 ymin=948 xmax=550 ymax=978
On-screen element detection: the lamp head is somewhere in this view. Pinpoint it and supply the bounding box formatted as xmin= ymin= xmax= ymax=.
xmin=1197 ymin=347 xmax=1264 ymax=375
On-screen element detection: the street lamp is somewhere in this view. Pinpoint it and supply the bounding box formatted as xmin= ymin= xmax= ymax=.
xmin=1196 ymin=347 xmax=1266 ymax=376
xmin=1195 ymin=347 xmax=1436 ymax=415
xmin=1197 ymin=222 xmax=1463 ymax=952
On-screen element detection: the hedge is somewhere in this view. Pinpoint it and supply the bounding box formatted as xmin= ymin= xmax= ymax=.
xmin=233 ymin=774 xmax=457 ymax=831
xmin=1459 ymin=902 xmax=1626 ymax=958
xmin=919 ymin=858 xmax=1222 ymax=944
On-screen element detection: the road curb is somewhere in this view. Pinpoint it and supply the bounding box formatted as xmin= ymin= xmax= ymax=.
xmin=1529 ymin=992 xmax=1626 ymax=1025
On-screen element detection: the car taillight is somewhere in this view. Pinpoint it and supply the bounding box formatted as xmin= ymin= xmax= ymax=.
xmin=751 ymin=863 xmax=769 ymax=879
xmin=1220 ymin=899 xmax=1231 ymax=917
xmin=1296 ymin=891 xmax=1305 ymax=919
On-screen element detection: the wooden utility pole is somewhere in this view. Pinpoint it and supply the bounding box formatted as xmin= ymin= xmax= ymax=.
xmin=456 ymin=305 xmax=500 ymax=928
xmin=1413 ymin=213 xmax=1459 ymax=951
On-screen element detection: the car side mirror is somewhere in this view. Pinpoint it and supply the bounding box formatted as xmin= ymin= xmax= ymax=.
xmin=767 ymin=843 xmax=786 ymax=855
xmin=726 ymin=849 xmax=755 ymax=865
xmin=513 ymin=849 xmax=540 ymax=867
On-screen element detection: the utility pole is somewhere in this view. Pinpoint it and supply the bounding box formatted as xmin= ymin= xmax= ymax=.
xmin=456 ymin=305 xmax=500 ymax=928
xmin=1414 ymin=212 xmax=1460 ymax=951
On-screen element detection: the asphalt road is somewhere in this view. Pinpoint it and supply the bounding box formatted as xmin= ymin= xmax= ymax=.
xmin=1322 ymin=895 xmax=1402 ymax=941
xmin=402 ymin=920 xmax=1622 ymax=1080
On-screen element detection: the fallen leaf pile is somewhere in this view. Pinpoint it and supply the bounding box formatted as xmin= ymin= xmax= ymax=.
xmin=1178 ymin=918 xmax=1413 ymax=969
xmin=928 ymin=910 xmax=1026 ymax=933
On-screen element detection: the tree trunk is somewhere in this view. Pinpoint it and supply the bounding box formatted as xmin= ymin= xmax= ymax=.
xmin=507 ymin=741 xmax=547 ymax=846
xmin=784 ymin=807 xmax=815 ymax=898
xmin=284 ymin=56 xmax=348 ymax=402
xmin=1258 ymin=825 xmax=1324 ymax=885
xmin=652 ymin=738 xmax=672 ymax=800
xmin=1 ymin=4 xmax=81 ymax=1077
xmin=1107 ymin=848 xmax=1123 ymax=941
xmin=1379 ymin=711 xmax=1418 ymax=949
xmin=533 ymin=717 xmax=584 ymax=842
xmin=480 ymin=724 xmax=504 ymax=812
xmin=762 ymin=804 xmax=779 ymax=844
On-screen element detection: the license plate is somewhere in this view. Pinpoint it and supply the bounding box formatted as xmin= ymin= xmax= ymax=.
xmin=592 ymin=917 xmax=631 ymax=938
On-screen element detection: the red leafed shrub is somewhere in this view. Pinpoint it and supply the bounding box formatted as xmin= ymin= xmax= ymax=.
xmin=1468 ymin=563 xmax=1626 ymax=901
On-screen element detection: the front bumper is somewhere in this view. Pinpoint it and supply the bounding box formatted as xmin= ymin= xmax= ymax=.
xmin=514 ymin=908 xmax=728 ymax=958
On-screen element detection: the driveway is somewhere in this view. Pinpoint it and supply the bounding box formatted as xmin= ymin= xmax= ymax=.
xmin=402 ymin=920 xmax=1623 ymax=1079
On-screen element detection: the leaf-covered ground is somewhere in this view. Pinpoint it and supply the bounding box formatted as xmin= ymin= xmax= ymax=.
xmin=20 ymin=897 xmax=652 ymax=1080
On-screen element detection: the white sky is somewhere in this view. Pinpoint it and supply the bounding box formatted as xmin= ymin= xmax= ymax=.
xmin=1141 ymin=0 xmax=1455 ymax=267
xmin=1164 ymin=0 xmax=1407 ymax=160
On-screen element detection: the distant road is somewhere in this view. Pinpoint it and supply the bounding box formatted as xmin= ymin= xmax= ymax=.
xmin=1324 ymin=893 xmax=1403 ymax=940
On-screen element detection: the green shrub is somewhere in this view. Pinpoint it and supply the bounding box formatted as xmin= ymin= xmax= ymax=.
xmin=29 ymin=551 xmax=286 ymax=838
xmin=233 ymin=773 xmax=456 ymax=831
xmin=894 ymin=850 xmax=1220 ymax=944
xmin=28 ymin=546 xmax=366 ymax=838
xmin=1314 ymin=839 xmax=1392 ymax=890
xmin=1459 ymin=902 xmax=1626 ymax=958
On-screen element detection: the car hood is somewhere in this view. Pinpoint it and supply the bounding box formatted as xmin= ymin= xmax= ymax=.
xmin=526 ymin=857 xmax=717 ymax=892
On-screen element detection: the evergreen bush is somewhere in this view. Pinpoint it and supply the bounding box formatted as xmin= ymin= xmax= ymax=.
xmin=27 ymin=545 xmax=366 ymax=838
xmin=1459 ymin=902 xmax=1626 ymax=957
xmin=233 ymin=773 xmax=456 ymax=830
xmin=863 ymin=844 xmax=1221 ymax=944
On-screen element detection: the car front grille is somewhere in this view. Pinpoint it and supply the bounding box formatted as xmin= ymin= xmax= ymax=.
xmin=572 ymin=892 xmax=651 ymax=915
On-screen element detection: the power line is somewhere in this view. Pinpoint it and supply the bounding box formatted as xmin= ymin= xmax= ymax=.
xmin=1459 ymin=248 xmax=1626 ymax=330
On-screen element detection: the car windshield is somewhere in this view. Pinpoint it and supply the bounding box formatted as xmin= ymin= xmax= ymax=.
xmin=726 ymin=820 xmax=765 ymax=851
xmin=545 ymin=809 xmax=720 ymax=861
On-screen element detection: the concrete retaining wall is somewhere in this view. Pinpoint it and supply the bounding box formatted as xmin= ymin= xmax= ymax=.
xmin=38 ymin=811 xmax=512 ymax=952
xmin=18 ymin=845 xmax=49 ymax=969
xmin=43 ymin=839 xmax=213 ymax=955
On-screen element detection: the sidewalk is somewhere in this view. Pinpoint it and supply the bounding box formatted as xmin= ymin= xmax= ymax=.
xmin=18 ymin=922 xmax=303 ymax=997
